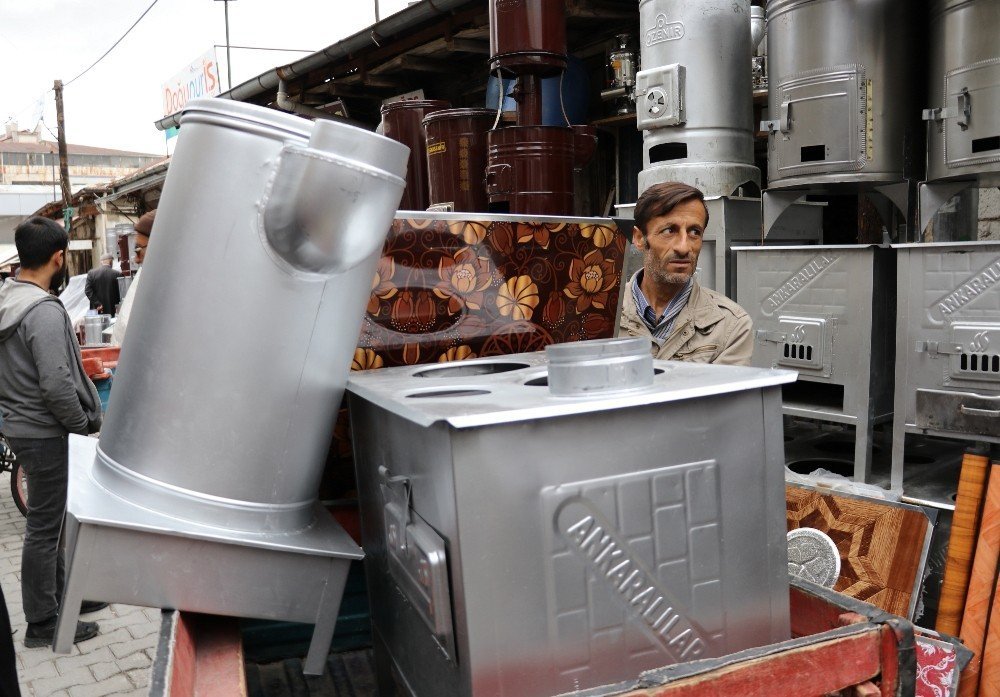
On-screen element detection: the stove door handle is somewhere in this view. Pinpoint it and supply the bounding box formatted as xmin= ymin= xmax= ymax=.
xmin=959 ymin=405 xmax=1000 ymax=418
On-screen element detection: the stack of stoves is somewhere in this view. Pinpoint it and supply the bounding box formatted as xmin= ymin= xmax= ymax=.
xmin=484 ymin=0 xmax=596 ymax=216
xmin=348 ymin=338 xmax=795 ymax=697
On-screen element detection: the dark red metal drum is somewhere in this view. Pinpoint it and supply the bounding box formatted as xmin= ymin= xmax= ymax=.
xmin=380 ymin=99 xmax=451 ymax=210
xmin=488 ymin=0 xmax=567 ymax=77
xmin=486 ymin=125 xmax=577 ymax=215
xmin=422 ymin=109 xmax=497 ymax=213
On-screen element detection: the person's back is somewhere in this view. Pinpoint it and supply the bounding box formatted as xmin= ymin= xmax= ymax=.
xmin=84 ymin=255 xmax=122 ymax=316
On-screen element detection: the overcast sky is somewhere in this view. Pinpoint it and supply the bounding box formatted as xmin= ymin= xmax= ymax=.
xmin=0 ymin=0 xmax=414 ymax=156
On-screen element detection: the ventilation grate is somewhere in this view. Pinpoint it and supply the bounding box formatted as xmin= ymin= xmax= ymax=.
xmin=782 ymin=342 xmax=814 ymax=363
xmin=959 ymin=352 xmax=1000 ymax=375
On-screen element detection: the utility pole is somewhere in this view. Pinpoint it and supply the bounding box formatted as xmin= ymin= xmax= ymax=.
xmin=53 ymin=80 xmax=73 ymax=231
xmin=215 ymin=0 xmax=235 ymax=90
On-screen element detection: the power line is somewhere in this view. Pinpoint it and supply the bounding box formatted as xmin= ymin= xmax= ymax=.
xmin=65 ymin=0 xmax=161 ymax=87
xmin=213 ymin=44 xmax=315 ymax=54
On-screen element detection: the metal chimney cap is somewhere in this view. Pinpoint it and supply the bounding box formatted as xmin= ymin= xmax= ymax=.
xmin=545 ymin=337 xmax=654 ymax=396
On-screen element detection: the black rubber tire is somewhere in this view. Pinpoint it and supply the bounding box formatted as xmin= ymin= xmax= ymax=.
xmin=10 ymin=463 xmax=27 ymax=517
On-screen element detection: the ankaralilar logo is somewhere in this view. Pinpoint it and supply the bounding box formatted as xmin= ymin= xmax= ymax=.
xmin=556 ymin=498 xmax=709 ymax=662
xmin=761 ymin=254 xmax=838 ymax=317
xmin=928 ymin=256 xmax=1000 ymax=325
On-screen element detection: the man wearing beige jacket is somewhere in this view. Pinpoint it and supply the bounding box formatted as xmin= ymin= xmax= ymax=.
xmin=620 ymin=181 xmax=753 ymax=366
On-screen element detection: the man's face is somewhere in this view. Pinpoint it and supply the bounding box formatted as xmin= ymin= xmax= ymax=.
xmin=134 ymin=234 xmax=149 ymax=265
xmin=633 ymin=198 xmax=706 ymax=286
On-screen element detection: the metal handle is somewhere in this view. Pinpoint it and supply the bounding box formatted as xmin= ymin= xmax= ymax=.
xmin=959 ymin=405 xmax=1000 ymax=418
xmin=956 ymin=87 xmax=971 ymax=130
xmin=779 ymin=100 xmax=791 ymax=133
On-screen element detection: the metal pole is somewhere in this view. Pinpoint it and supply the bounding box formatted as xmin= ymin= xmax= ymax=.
xmin=374 ymin=0 xmax=380 ymax=21
xmin=224 ymin=0 xmax=232 ymax=90
xmin=53 ymin=80 xmax=73 ymax=230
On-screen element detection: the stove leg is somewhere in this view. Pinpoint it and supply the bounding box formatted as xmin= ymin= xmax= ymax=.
xmin=890 ymin=418 xmax=907 ymax=492
xmin=854 ymin=418 xmax=873 ymax=483
xmin=303 ymin=559 xmax=350 ymax=676
xmin=54 ymin=523 xmax=93 ymax=653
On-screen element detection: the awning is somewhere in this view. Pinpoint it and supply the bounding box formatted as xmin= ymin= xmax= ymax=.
xmin=0 ymin=244 xmax=17 ymax=268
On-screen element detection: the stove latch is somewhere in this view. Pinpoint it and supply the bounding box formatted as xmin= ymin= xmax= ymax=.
xmin=379 ymin=466 xmax=454 ymax=659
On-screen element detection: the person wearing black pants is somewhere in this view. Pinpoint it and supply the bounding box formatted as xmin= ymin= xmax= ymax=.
xmin=0 ymin=218 xmax=105 ymax=649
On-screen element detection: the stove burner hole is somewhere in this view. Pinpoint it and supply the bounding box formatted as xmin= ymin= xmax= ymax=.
xmin=414 ymin=361 xmax=530 ymax=378
xmin=406 ymin=389 xmax=491 ymax=399
xmin=786 ymin=458 xmax=854 ymax=478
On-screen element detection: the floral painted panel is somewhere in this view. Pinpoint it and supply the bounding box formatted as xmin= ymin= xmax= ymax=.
xmin=321 ymin=216 xmax=627 ymax=500
xmin=354 ymin=216 xmax=627 ymax=368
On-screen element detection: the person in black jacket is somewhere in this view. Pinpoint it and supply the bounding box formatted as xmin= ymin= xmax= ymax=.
xmin=83 ymin=253 xmax=122 ymax=316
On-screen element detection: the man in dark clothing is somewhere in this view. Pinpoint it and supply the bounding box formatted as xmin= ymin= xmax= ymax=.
xmin=84 ymin=253 xmax=122 ymax=316
xmin=0 ymin=217 xmax=105 ymax=650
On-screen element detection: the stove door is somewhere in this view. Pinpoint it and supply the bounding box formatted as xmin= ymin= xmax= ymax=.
xmin=944 ymin=59 xmax=1000 ymax=172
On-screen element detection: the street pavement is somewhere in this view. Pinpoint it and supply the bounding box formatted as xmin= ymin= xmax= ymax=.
xmin=0 ymin=471 xmax=161 ymax=697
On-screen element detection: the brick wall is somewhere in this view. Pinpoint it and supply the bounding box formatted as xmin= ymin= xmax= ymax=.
xmin=980 ymin=187 xmax=1000 ymax=241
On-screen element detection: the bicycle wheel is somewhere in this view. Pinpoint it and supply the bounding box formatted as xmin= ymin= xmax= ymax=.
xmin=10 ymin=463 xmax=27 ymax=517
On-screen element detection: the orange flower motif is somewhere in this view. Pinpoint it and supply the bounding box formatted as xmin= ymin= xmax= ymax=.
xmin=516 ymin=221 xmax=565 ymax=249
xmin=367 ymin=256 xmax=398 ymax=314
xmin=579 ymin=223 xmax=616 ymax=249
xmin=390 ymin=291 xmax=436 ymax=332
xmin=447 ymin=220 xmax=489 ymax=245
xmin=439 ymin=345 xmax=476 ymax=363
xmin=352 ymin=348 xmax=384 ymax=371
xmin=497 ymin=275 xmax=540 ymax=321
xmin=433 ymin=248 xmax=494 ymax=314
xmin=563 ymin=249 xmax=619 ymax=313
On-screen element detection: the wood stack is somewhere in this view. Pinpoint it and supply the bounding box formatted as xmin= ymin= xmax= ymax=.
xmin=935 ymin=453 xmax=1000 ymax=697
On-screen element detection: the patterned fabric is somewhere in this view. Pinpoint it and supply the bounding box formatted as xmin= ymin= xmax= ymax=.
xmin=630 ymin=270 xmax=693 ymax=341
xmin=356 ymin=217 xmax=627 ymax=368
xmin=915 ymin=636 xmax=959 ymax=697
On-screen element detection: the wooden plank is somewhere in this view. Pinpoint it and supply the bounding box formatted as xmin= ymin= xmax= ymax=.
xmin=976 ymin=572 xmax=1000 ymax=697
xmin=786 ymin=485 xmax=930 ymax=617
xmin=958 ymin=463 xmax=1000 ymax=697
xmin=612 ymin=628 xmax=886 ymax=697
xmin=937 ymin=452 xmax=991 ymax=635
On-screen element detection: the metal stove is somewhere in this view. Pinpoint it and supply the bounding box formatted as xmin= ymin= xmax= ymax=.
xmin=760 ymin=0 xmax=919 ymax=236
xmin=919 ymin=0 xmax=1000 ymax=233
xmin=890 ymin=242 xmax=1000 ymax=492
xmin=347 ymin=338 xmax=795 ymax=697
xmin=735 ymin=245 xmax=896 ymax=482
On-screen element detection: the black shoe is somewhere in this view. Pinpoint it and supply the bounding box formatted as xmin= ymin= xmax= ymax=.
xmin=80 ymin=600 xmax=109 ymax=615
xmin=23 ymin=617 xmax=99 ymax=649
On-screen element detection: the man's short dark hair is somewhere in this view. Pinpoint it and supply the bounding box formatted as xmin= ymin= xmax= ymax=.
xmin=633 ymin=182 xmax=710 ymax=239
xmin=14 ymin=217 xmax=68 ymax=270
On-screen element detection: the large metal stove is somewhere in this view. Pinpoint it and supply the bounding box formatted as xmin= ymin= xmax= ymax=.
xmin=635 ymin=0 xmax=759 ymax=198
xmin=735 ymin=245 xmax=896 ymax=482
xmin=890 ymin=242 xmax=1000 ymax=492
xmin=919 ymin=0 xmax=1000 ymax=234
xmin=347 ymin=338 xmax=794 ymax=697
xmin=54 ymin=99 xmax=408 ymax=675
xmin=760 ymin=0 xmax=919 ymax=236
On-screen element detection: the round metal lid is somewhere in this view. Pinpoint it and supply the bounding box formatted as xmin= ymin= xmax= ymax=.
xmin=179 ymin=98 xmax=313 ymax=142
xmin=422 ymin=108 xmax=498 ymax=126
xmin=380 ymin=99 xmax=451 ymax=116
xmin=787 ymin=527 xmax=841 ymax=588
